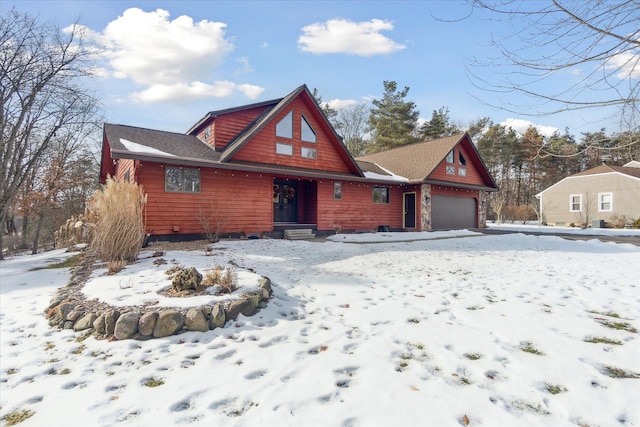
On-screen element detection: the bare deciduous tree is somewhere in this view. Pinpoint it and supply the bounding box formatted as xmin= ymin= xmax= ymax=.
xmin=0 ymin=8 xmax=100 ymax=259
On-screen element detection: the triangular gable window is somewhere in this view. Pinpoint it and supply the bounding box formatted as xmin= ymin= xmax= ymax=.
xmin=301 ymin=115 xmax=316 ymax=143
xmin=276 ymin=111 xmax=293 ymax=139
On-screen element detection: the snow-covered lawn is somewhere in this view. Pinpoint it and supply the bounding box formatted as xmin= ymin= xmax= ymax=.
xmin=1 ymin=232 xmax=639 ymax=426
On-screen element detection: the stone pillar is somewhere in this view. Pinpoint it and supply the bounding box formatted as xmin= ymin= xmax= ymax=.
xmin=421 ymin=183 xmax=432 ymax=231
xmin=478 ymin=191 xmax=488 ymax=228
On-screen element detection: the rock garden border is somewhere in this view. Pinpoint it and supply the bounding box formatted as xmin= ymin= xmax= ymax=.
xmin=45 ymin=251 xmax=273 ymax=341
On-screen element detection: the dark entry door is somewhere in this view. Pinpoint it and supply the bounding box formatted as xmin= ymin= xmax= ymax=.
xmin=404 ymin=193 xmax=416 ymax=228
xmin=273 ymin=180 xmax=297 ymax=223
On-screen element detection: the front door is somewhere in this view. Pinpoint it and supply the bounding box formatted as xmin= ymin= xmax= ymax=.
xmin=273 ymin=180 xmax=297 ymax=223
xmin=403 ymin=192 xmax=416 ymax=228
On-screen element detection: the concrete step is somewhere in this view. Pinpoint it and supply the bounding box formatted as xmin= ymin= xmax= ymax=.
xmin=284 ymin=229 xmax=316 ymax=240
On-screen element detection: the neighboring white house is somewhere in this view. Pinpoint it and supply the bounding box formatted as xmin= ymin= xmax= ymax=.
xmin=536 ymin=161 xmax=640 ymax=226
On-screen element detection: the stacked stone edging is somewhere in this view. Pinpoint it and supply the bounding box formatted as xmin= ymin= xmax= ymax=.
xmin=45 ymin=253 xmax=273 ymax=341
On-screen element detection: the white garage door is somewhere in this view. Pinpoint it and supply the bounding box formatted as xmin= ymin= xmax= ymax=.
xmin=432 ymin=196 xmax=476 ymax=230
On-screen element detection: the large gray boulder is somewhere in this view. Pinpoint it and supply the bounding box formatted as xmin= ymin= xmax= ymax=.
xmin=74 ymin=313 xmax=97 ymax=331
xmin=138 ymin=312 xmax=158 ymax=336
xmin=226 ymin=299 xmax=256 ymax=321
xmin=185 ymin=308 xmax=209 ymax=332
xmin=114 ymin=311 xmax=140 ymax=340
xmin=153 ymin=309 xmax=183 ymax=338
xmin=209 ymin=304 xmax=226 ymax=329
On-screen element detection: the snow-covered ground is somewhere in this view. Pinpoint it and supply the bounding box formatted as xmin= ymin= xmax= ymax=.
xmin=1 ymin=231 xmax=639 ymax=426
xmin=488 ymin=221 xmax=640 ymax=237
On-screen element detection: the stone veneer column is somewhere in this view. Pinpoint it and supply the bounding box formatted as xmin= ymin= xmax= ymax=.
xmin=421 ymin=183 xmax=432 ymax=231
xmin=478 ymin=191 xmax=488 ymax=228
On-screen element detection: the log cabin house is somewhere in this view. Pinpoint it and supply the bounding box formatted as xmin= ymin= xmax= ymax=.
xmin=100 ymin=85 xmax=498 ymax=239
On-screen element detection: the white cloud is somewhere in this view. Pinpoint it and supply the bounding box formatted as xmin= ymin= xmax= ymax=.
xmin=500 ymin=118 xmax=558 ymax=138
xmin=327 ymin=98 xmax=358 ymax=110
xmin=298 ymin=18 xmax=405 ymax=56
xmin=235 ymin=57 xmax=254 ymax=74
xmin=605 ymin=50 xmax=640 ymax=79
xmin=132 ymin=81 xmax=264 ymax=103
xmin=75 ymin=8 xmax=263 ymax=103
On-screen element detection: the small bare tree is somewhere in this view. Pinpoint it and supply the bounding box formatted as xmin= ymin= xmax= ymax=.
xmin=197 ymin=194 xmax=229 ymax=243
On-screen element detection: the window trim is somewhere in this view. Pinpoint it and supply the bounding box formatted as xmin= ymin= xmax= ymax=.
xmin=301 ymin=115 xmax=316 ymax=143
xmin=458 ymin=168 xmax=467 ymax=176
xmin=165 ymin=166 xmax=201 ymax=193
xmin=569 ymin=194 xmax=582 ymax=212
xmin=598 ymin=192 xmax=613 ymax=212
xmin=446 ymin=165 xmax=456 ymax=175
xmin=334 ymin=182 xmax=342 ymax=200
xmin=446 ymin=149 xmax=454 ymax=163
xmin=373 ymin=185 xmax=390 ymax=204
xmin=276 ymin=142 xmax=293 ymax=156
xmin=459 ymin=151 xmax=466 ymax=166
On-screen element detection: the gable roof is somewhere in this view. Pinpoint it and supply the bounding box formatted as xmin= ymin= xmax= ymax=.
xmin=186 ymin=98 xmax=281 ymax=136
xmin=537 ymin=164 xmax=640 ymax=196
xmin=357 ymin=133 xmax=498 ymax=190
xmin=217 ymin=84 xmax=364 ymax=176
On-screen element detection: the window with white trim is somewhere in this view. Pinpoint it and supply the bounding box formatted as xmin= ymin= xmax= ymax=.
xmin=301 ymin=115 xmax=316 ymax=143
xmin=373 ymin=186 xmax=390 ymax=204
xmin=165 ymin=167 xmax=200 ymax=193
xmin=276 ymin=111 xmax=293 ymax=139
xmin=569 ymin=194 xmax=582 ymax=212
xmin=598 ymin=192 xmax=612 ymax=212
xmin=276 ymin=143 xmax=293 ymax=156
xmin=446 ymin=165 xmax=455 ymax=175
xmin=458 ymin=168 xmax=467 ymax=176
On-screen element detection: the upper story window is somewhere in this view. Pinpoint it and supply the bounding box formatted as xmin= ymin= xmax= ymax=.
xmin=276 ymin=143 xmax=293 ymax=156
xmin=458 ymin=168 xmax=467 ymax=176
xmin=276 ymin=111 xmax=293 ymax=139
xmin=301 ymin=147 xmax=317 ymax=160
xmin=569 ymin=194 xmax=582 ymax=212
xmin=203 ymin=126 xmax=211 ymax=139
xmin=373 ymin=186 xmax=390 ymax=204
xmin=598 ymin=192 xmax=612 ymax=211
xmin=165 ymin=167 xmax=200 ymax=193
xmin=301 ymin=115 xmax=316 ymax=143
xmin=446 ymin=149 xmax=454 ymax=163
xmin=446 ymin=165 xmax=455 ymax=175
xmin=459 ymin=152 xmax=466 ymax=165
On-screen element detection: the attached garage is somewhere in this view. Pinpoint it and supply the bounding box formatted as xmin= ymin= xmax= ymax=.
xmin=432 ymin=195 xmax=476 ymax=230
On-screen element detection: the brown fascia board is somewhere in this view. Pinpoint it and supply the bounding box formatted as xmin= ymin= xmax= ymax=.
xmin=459 ymin=133 xmax=499 ymax=190
xmin=424 ymin=178 xmax=499 ymax=192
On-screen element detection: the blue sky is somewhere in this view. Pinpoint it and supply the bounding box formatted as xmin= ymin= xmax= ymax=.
xmin=5 ymin=1 xmax=634 ymax=138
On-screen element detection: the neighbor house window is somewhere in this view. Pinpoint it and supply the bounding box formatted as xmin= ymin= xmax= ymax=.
xmin=301 ymin=115 xmax=316 ymax=143
xmin=276 ymin=143 xmax=293 ymax=156
xmin=569 ymin=194 xmax=582 ymax=212
xmin=276 ymin=110 xmax=293 ymax=139
xmin=598 ymin=192 xmax=612 ymax=212
xmin=373 ymin=186 xmax=390 ymax=204
xmin=301 ymin=147 xmax=317 ymax=159
xmin=334 ymin=182 xmax=342 ymax=200
xmin=446 ymin=149 xmax=454 ymax=163
xmin=165 ymin=167 xmax=200 ymax=193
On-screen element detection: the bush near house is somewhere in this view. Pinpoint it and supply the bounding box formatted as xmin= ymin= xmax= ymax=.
xmin=87 ymin=177 xmax=147 ymax=263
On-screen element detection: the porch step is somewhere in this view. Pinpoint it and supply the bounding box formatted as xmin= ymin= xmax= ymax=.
xmin=284 ymin=229 xmax=316 ymax=240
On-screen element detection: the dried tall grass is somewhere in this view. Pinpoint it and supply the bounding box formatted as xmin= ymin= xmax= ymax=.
xmin=87 ymin=177 xmax=147 ymax=262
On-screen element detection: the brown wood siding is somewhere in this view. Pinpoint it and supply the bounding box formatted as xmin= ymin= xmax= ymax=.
xmin=232 ymin=98 xmax=353 ymax=174
xmin=429 ymin=144 xmax=486 ymax=186
xmin=115 ymin=159 xmax=135 ymax=181
xmin=138 ymin=162 xmax=273 ymax=235
xmin=316 ymin=180 xmax=404 ymax=231
xmin=431 ymin=185 xmax=480 ymax=199
xmin=212 ymin=105 xmax=272 ymax=150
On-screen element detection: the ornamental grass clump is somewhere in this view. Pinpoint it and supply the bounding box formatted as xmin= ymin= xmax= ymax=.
xmin=87 ymin=177 xmax=147 ymax=263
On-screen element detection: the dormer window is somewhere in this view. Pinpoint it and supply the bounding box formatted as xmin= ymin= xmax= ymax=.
xmin=301 ymin=115 xmax=316 ymax=143
xmin=203 ymin=126 xmax=211 ymax=139
xmin=276 ymin=111 xmax=293 ymax=139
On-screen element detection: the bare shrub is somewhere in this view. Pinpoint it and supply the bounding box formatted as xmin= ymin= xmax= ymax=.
xmin=512 ymin=205 xmax=537 ymax=224
xmin=108 ymin=260 xmax=127 ymax=275
xmin=87 ymin=177 xmax=147 ymax=262
xmin=202 ymin=264 xmax=224 ymax=287
xmin=197 ymin=194 xmax=229 ymax=243
xmin=609 ymin=214 xmax=629 ymax=229
xmin=219 ymin=267 xmax=238 ymax=294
